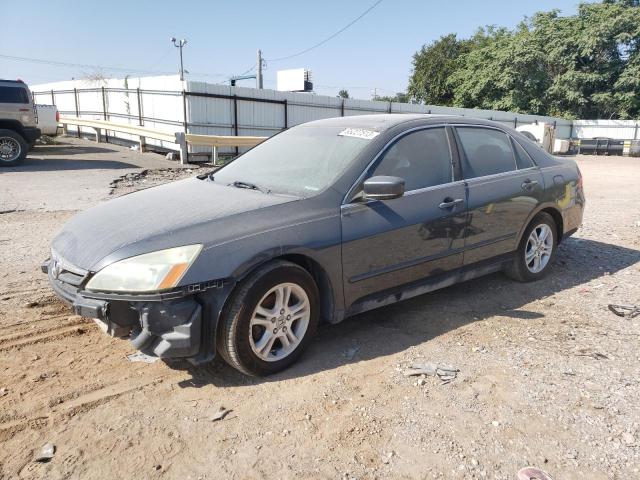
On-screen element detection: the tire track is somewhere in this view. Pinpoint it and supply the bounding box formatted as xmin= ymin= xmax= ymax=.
xmin=0 ymin=376 xmax=166 ymax=442
xmin=0 ymin=313 xmax=74 ymax=331
xmin=0 ymin=316 xmax=87 ymax=342
xmin=0 ymin=323 xmax=91 ymax=352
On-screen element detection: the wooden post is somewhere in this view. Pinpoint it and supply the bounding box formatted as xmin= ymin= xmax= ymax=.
xmin=139 ymin=136 xmax=146 ymax=153
xmin=212 ymin=145 xmax=219 ymax=166
xmin=175 ymin=132 xmax=188 ymax=165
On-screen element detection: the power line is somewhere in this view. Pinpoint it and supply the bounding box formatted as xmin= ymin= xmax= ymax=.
xmin=0 ymin=54 xmax=228 ymax=79
xmin=238 ymin=65 xmax=256 ymax=76
xmin=143 ymin=47 xmax=175 ymax=71
xmin=265 ymin=0 xmax=384 ymax=62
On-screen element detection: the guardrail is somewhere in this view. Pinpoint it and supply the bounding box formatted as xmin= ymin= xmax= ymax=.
xmin=59 ymin=116 xmax=267 ymax=164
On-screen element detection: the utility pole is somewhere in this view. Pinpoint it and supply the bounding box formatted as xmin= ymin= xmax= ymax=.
xmin=256 ymin=49 xmax=263 ymax=89
xmin=170 ymin=37 xmax=188 ymax=81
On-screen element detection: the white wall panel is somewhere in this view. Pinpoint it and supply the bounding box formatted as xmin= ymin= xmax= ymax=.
xmin=34 ymin=75 xmax=638 ymax=156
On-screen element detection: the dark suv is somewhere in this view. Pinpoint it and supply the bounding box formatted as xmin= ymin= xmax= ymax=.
xmin=0 ymin=79 xmax=41 ymax=166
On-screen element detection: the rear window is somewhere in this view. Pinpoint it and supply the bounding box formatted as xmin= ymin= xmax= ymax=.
xmin=512 ymin=139 xmax=535 ymax=169
xmin=0 ymin=86 xmax=29 ymax=104
xmin=456 ymin=127 xmax=516 ymax=179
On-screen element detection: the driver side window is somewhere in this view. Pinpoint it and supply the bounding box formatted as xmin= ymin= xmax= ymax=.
xmin=371 ymin=127 xmax=453 ymax=191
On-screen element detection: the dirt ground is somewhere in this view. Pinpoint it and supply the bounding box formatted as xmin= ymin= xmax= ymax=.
xmin=0 ymin=138 xmax=639 ymax=480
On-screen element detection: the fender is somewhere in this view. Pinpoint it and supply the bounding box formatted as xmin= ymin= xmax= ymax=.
xmin=514 ymin=202 xmax=565 ymax=248
xmin=229 ymin=245 xmax=342 ymax=323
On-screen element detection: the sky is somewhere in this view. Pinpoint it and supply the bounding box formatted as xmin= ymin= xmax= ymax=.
xmin=0 ymin=0 xmax=584 ymax=98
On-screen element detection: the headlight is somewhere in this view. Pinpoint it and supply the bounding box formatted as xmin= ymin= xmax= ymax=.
xmin=85 ymin=244 xmax=202 ymax=293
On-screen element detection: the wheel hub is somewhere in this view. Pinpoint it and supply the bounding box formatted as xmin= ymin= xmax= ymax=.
xmin=525 ymin=224 xmax=553 ymax=274
xmin=0 ymin=138 xmax=19 ymax=161
xmin=249 ymin=282 xmax=311 ymax=362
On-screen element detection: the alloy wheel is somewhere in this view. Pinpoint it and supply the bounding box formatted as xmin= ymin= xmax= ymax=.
xmin=249 ymin=282 xmax=311 ymax=362
xmin=525 ymin=223 xmax=554 ymax=273
xmin=0 ymin=137 xmax=21 ymax=163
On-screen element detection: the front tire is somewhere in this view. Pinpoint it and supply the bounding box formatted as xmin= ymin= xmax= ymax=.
xmin=217 ymin=260 xmax=320 ymax=376
xmin=0 ymin=129 xmax=28 ymax=166
xmin=505 ymin=212 xmax=557 ymax=282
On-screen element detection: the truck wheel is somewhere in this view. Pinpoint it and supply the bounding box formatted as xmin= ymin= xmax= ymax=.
xmin=0 ymin=129 xmax=28 ymax=166
xmin=505 ymin=212 xmax=557 ymax=282
xmin=217 ymin=260 xmax=320 ymax=376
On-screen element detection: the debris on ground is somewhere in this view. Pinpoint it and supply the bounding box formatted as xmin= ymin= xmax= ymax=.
xmin=211 ymin=407 xmax=232 ymax=422
xmin=576 ymin=350 xmax=609 ymax=360
xmin=517 ymin=466 xmax=554 ymax=480
xmin=0 ymin=387 xmax=8 ymax=397
xmin=38 ymin=135 xmax=57 ymax=145
xmin=403 ymin=362 xmax=459 ymax=382
xmin=34 ymin=443 xmax=55 ymax=462
xmin=126 ymin=352 xmax=159 ymax=363
xmin=608 ymin=303 xmax=640 ymax=318
xmin=109 ymin=168 xmax=199 ymax=196
xmin=381 ymin=450 xmax=395 ymax=464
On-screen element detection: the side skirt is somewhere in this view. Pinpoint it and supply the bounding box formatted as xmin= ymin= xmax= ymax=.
xmin=345 ymin=253 xmax=514 ymax=318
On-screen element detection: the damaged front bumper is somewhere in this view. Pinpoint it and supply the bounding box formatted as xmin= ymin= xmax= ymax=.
xmin=42 ymin=256 xmax=230 ymax=364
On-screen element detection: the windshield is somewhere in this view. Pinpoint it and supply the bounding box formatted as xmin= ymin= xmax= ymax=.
xmin=211 ymin=125 xmax=375 ymax=197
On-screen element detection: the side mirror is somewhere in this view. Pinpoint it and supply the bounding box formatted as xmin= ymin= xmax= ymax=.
xmin=363 ymin=176 xmax=405 ymax=201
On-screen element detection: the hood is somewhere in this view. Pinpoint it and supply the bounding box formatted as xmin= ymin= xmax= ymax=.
xmin=52 ymin=178 xmax=296 ymax=270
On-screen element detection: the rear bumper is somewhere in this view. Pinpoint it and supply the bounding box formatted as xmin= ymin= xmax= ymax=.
xmin=42 ymin=258 xmax=208 ymax=361
xmin=22 ymin=127 xmax=41 ymax=143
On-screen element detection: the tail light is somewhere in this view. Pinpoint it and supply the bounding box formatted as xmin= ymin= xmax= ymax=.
xmin=55 ymin=110 xmax=60 ymax=123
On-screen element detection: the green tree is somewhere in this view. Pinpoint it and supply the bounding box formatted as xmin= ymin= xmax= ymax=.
xmin=337 ymin=89 xmax=350 ymax=99
xmin=407 ymin=0 xmax=640 ymax=119
xmin=408 ymin=34 xmax=469 ymax=105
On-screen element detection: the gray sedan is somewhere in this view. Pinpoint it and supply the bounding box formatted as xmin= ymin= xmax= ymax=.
xmin=44 ymin=114 xmax=585 ymax=376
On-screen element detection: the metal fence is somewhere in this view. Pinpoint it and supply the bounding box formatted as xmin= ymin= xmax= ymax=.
xmin=39 ymin=77 xmax=640 ymax=157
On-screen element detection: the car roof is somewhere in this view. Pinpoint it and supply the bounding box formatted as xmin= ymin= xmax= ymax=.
xmin=301 ymin=113 xmax=504 ymax=132
xmin=0 ymin=79 xmax=28 ymax=87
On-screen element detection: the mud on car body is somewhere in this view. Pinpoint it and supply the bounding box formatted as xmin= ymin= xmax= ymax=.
xmin=44 ymin=114 xmax=585 ymax=376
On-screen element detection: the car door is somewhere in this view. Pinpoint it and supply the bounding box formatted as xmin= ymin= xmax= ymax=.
xmin=341 ymin=126 xmax=467 ymax=308
xmin=453 ymin=126 xmax=544 ymax=265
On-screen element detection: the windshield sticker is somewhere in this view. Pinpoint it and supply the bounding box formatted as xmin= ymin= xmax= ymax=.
xmin=338 ymin=128 xmax=380 ymax=140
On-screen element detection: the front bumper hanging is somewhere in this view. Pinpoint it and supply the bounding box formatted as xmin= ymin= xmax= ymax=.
xmin=42 ymin=258 xmax=207 ymax=360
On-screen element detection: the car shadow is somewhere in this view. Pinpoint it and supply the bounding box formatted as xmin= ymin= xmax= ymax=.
xmin=2 ymin=157 xmax=139 ymax=171
xmin=170 ymin=237 xmax=640 ymax=388
xmin=31 ymin=144 xmax=119 ymax=156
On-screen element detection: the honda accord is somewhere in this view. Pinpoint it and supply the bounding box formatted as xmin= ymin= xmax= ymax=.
xmin=43 ymin=114 xmax=585 ymax=376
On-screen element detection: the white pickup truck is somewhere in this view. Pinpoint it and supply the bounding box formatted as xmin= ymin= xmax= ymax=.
xmin=35 ymin=104 xmax=60 ymax=136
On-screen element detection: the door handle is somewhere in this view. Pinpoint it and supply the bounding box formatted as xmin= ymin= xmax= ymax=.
xmin=438 ymin=198 xmax=464 ymax=209
xmin=521 ymin=179 xmax=539 ymax=190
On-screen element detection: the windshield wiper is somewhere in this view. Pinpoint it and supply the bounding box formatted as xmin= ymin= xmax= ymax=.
xmin=230 ymin=180 xmax=267 ymax=193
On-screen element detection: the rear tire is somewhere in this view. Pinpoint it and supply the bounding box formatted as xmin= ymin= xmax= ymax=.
xmin=0 ymin=129 xmax=27 ymax=166
xmin=217 ymin=260 xmax=320 ymax=376
xmin=505 ymin=212 xmax=557 ymax=282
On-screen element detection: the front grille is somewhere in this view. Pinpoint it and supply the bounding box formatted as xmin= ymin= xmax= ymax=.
xmin=50 ymin=250 xmax=90 ymax=287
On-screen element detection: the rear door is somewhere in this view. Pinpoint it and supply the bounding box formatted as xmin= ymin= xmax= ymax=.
xmin=341 ymin=126 xmax=467 ymax=307
xmin=453 ymin=126 xmax=544 ymax=265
